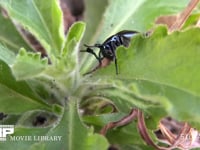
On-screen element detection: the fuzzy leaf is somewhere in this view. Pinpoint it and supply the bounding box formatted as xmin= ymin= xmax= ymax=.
xmin=0 ymin=13 xmax=33 ymax=52
xmin=98 ymin=0 xmax=189 ymax=37
xmin=0 ymin=0 xmax=65 ymax=57
xmin=119 ymin=26 xmax=200 ymax=96
xmin=43 ymin=100 xmax=109 ymax=150
xmin=11 ymin=48 xmax=48 ymax=80
xmin=0 ymin=100 xmax=108 ymax=150
xmin=0 ymin=44 xmax=16 ymax=65
xmin=0 ymin=60 xmax=51 ymax=114
xmin=95 ymin=26 xmax=200 ymax=124
xmin=63 ymin=21 xmax=86 ymax=64
xmin=80 ymin=0 xmax=190 ymax=73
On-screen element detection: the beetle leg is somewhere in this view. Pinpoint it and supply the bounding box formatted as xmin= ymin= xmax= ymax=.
xmin=115 ymin=58 xmax=119 ymax=74
xmin=98 ymin=51 xmax=103 ymax=66
xmin=82 ymin=51 xmax=103 ymax=75
xmin=112 ymin=48 xmax=119 ymax=74
xmin=80 ymin=47 xmax=100 ymax=61
xmin=114 ymin=57 xmax=119 ymax=74
xmin=81 ymin=44 xmax=104 ymax=62
xmin=83 ymin=65 xmax=100 ymax=75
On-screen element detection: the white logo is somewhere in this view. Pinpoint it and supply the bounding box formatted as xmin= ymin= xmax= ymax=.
xmin=0 ymin=125 xmax=14 ymax=141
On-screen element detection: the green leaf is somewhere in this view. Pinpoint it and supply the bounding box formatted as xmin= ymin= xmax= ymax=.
xmin=133 ymin=79 xmax=200 ymax=123
xmin=33 ymin=0 xmax=64 ymax=54
xmin=11 ymin=48 xmax=48 ymax=80
xmin=0 ymin=0 xmax=65 ymax=57
xmin=82 ymin=0 xmax=109 ymax=45
xmin=182 ymin=13 xmax=200 ymax=29
xmin=83 ymin=112 xmax=128 ymax=127
xmin=83 ymin=78 xmax=163 ymax=110
xmin=0 ymin=44 xmax=16 ymax=65
xmin=85 ymin=131 xmax=109 ymax=150
xmin=83 ymin=112 xmax=154 ymax=150
xmin=29 ymin=143 xmax=46 ymax=150
xmin=64 ymin=22 xmax=86 ymax=51
xmin=0 ymin=13 xmax=33 ymax=52
xmin=80 ymin=0 xmax=190 ymax=72
xmin=94 ymin=26 xmax=200 ymax=124
xmin=63 ymin=21 xmax=86 ymax=62
xmin=0 ymin=100 xmax=109 ymax=150
xmin=43 ymin=99 xmax=109 ymax=150
xmin=0 ymin=60 xmax=51 ymax=113
xmin=17 ymin=110 xmax=59 ymax=127
xmin=119 ymin=26 xmax=200 ymax=96
xmin=26 ymin=77 xmax=67 ymax=107
xmin=97 ymin=0 xmax=189 ymax=39
xmin=40 ymin=22 xmax=86 ymax=94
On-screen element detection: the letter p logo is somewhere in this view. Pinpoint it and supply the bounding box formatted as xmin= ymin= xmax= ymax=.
xmin=0 ymin=125 xmax=14 ymax=141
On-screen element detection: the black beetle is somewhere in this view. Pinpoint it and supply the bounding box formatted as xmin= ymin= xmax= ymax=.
xmin=81 ymin=30 xmax=140 ymax=74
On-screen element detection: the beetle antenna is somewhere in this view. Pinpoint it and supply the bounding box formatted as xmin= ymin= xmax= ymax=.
xmin=84 ymin=44 xmax=102 ymax=48
xmin=84 ymin=44 xmax=96 ymax=48
xmin=80 ymin=49 xmax=87 ymax=52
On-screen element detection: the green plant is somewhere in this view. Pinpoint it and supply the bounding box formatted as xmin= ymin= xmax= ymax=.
xmin=0 ymin=0 xmax=200 ymax=150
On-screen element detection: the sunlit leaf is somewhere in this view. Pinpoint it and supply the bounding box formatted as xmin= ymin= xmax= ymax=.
xmin=0 ymin=0 xmax=65 ymax=57
xmin=94 ymin=26 xmax=200 ymax=124
xmin=0 ymin=13 xmax=33 ymax=52
xmin=80 ymin=0 xmax=190 ymax=73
